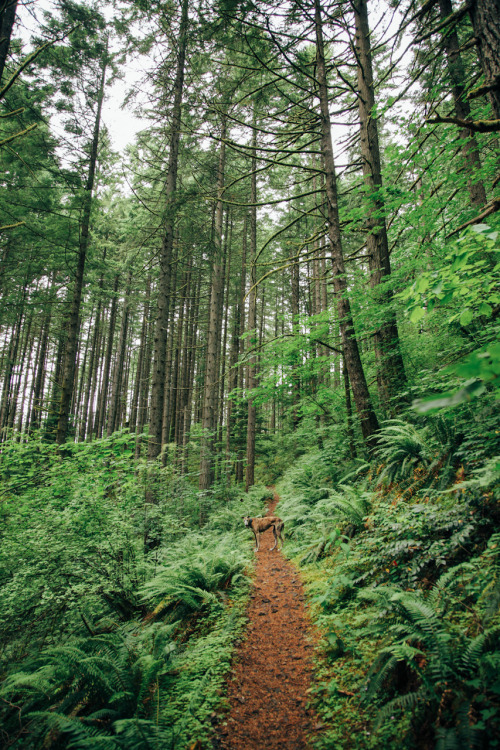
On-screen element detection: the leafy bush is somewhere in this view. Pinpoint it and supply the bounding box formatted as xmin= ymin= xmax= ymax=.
xmin=362 ymin=575 xmax=500 ymax=749
xmin=0 ymin=627 xmax=177 ymax=749
xmin=375 ymin=419 xmax=436 ymax=484
xmin=140 ymin=537 xmax=248 ymax=622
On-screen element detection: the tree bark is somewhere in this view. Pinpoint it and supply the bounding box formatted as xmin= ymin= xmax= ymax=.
xmin=56 ymin=48 xmax=107 ymax=444
xmin=469 ymin=0 xmax=500 ymax=118
xmin=129 ymin=276 xmax=150 ymax=433
xmin=95 ymin=273 xmax=120 ymax=438
xmin=438 ymin=0 xmax=487 ymax=205
xmin=0 ymin=0 xmax=18 ymax=84
xmin=245 ymin=124 xmax=258 ymax=491
xmin=200 ymin=114 xmax=227 ymax=490
xmin=148 ymin=0 xmax=189 ymax=464
xmin=107 ymin=271 xmax=132 ymax=436
xmin=235 ymin=216 xmax=247 ymax=484
xmin=353 ymin=0 xmax=407 ymax=414
xmin=314 ymin=0 xmax=379 ymax=445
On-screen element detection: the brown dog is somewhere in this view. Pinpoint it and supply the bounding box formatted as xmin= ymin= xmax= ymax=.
xmin=243 ymin=515 xmax=284 ymax=551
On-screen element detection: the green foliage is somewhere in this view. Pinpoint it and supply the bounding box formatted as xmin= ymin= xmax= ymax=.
xmin=362 ymin=579 xmax=500 ymax=749
xmin=375 ymin=420 xmax=435 ymax=484
xmin=140 ymin=537 xmax=248 ymax=622
xmin=0 ymin=433 xmax=257 ymax=749
xmin=402 ymin=224 xmax=500 ymax=327
xmin=275 ymin=406 xmax=500 ymax=749
xmin=0 ymin=628 xmax=177 ymax=748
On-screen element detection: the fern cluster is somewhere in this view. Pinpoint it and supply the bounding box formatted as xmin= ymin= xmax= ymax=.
xmin=276 ymin=416 xmax=499 ymax=749
xmin=0 ymin=434 xmax=259 ymax=749
xmin=362 ymin=571 xmax=500 ymax=748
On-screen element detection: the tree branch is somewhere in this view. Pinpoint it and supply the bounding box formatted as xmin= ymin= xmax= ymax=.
xmin=427 ymin=114 xmax=500 ymax=132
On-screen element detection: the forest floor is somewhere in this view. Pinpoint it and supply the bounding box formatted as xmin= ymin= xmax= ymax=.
xmin=217 ymin=492 xmax=318 ymax=749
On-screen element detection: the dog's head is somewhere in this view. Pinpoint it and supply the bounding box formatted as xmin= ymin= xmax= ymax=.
xmin=242 ymin=516 xmax=252 ymax=527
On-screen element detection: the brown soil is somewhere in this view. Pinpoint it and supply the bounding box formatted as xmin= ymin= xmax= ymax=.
xmin=217 ymin=493 xmax=317 ymax=749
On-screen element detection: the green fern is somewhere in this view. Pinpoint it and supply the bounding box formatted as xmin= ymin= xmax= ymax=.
xmin=364 ymin=587 xmax=499 ymax=748
xmin=376 ymin=419 xmax=434 ymax=483
xmin=140 ymin=538 xmax=247 ymax=622
xmin=0 ymin=628 xmax=176 ymax=748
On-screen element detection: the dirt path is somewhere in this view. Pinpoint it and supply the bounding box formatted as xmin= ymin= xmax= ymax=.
xmin=218 ymin=494 xmax=317 ymax=749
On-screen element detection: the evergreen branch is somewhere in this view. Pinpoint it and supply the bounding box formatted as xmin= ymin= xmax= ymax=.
xmin=0 ymin=220 xmax=25 ymax=231
xmin=427 ymin=114 xmax=500 ymax=133
xmin=0 ymin=25 xmax=80 ymax=101
xmin=447 ymin=199 xmax=500 ymax=237
xmin=467 ymin=75 xmax=500 ymax=100
xmin=413 ymin=1 xmax=471 ymax=45
xmin=0 ymin=124 xmax=38 ymax=147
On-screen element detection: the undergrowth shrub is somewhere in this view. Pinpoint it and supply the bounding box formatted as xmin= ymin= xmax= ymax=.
xmin=0 ymin=433 xmax=263 ymax=749
xmin=0 ymin=627 xmax=177 ymax=749
xmin=140 ymin=537 xmax=248 ymax=623
xmin=361 ymin=557 xmax=500 ymax=749
xmin=276 ymin=413 xmax=500 ymax=750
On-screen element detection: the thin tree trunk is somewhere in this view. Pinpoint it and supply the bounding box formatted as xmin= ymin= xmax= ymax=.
xmin=353 ymin=0 xmax=407 ymax=413
xmin=0 ymin=0 xmax=18 ymax=84
xmin=95 ymin=274 xmax=120 ymax=438
xmin=130 ymin=276 xmax=151 ymax=433
xmin=29 ymin=294 xmax=52 ymax=433
xmin=437 ymin=0 xmax=487 ymax=205
xmin=235 ymin=218 xmax=247 ymax=484
xmin=343 ymin=356 xmax=357 ymax=459
xmin=56 ymin=48 xmax=107 ymax=445
xmin=245 ymin=124 xmax=258 ymax=492
xmin=290 ymin=243 xmax=300 ymax=430
xmin=148 ymin=0 xmax=189 ymax=464
xmin=314 ymin=0 xmax=379 ymax=445
xmin=107 ymin=271 xmax=132 ymax=436
xmin=135 ymin=291 xmax=154 ymax=458
xmin=199 ymin=114 xmax=227 ymax=491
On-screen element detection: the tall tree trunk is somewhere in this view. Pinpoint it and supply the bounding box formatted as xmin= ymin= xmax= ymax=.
xmin=353 ymin=0 xmax=407 ymax=414
xmin=160 ymin=285 xmax=178 ymax=462
xmin=29 ymin=293 xmax=53 ymax=433
xmin=107 ymin=272 xmax=132 ymax=436
xmin=343 ymin=356 xmax=357 ymax=459
xmin=135 ymin=291 xmax=154 ymax=459
xmin=8 ymin=314 xmax=32 ymax=434
xmin=314 ymin=0 xmax=379 ymax=445
xmin=95 ymin=274 xmax=120 ymax=438
xmin=218 ymin=216 xmax=231 ymax=480
xmin=130 ymin=276 xmax=151 ymax=433
xmin=437 ymin=0 xmax=487 ymax=205
xmin=56 ymin=49 xmax=107 ymax=445
xmin=235 ymin=217 xmax=247 ymax=484
xmin=78 ymin=255 xmax=106 ymax=441
xmin=469 ymin=0 xmax=500 ymax=118
xmin=0 ymin=282 xmax=26 ymax=440
xmin=245 ymin=126 xmax=258 ymax=492
xmin=290 ymin=244 xmax=300 ymax=429
xmin=0 ymin=0 xmax=18 ymax=84
xmin=200 ymin=114 xmax=227 ymax=490
xmin=180 ymin=267 xmax=201 ymax=473
xmin=148 ymin=0 xmax=189 ymax=464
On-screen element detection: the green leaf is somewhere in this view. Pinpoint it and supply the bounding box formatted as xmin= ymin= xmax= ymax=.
xmin=413 ymin=379 xmax=487 ymax=412
xmin=410 ymin=307 xmax=425 ymax=324
xmin=459 ymin=308 xmax=473 ymax=326
xmin=415 ymin=276 xmax=429 ymax=294
xmin=478 ymin=302 xmax=493 ymax=317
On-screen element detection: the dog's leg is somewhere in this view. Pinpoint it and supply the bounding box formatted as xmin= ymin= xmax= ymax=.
xmin=269 ymin=525 xmax=277 ymax=551
xmin=253 ymin=529 xmax=260 ymax=551
xmin=277 ymin=522 xmax=284 ymax=549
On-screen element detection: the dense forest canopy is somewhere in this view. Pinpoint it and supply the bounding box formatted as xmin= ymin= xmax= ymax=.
xmin=0 ymin=0 xmax=499 ymax=747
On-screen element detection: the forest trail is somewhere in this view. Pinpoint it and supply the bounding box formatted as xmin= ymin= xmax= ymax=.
xmin=217 ymin=493 xmax=317 ymax=749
